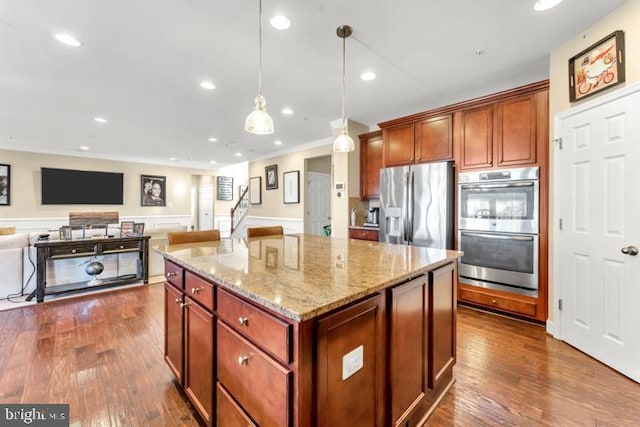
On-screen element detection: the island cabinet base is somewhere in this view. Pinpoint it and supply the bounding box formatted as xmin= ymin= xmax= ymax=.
xmin=163 ymin=258 xmax=457 ymax=426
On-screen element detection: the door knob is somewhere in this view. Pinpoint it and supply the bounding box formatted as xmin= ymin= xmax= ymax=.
xmin=621 ymin=245 xmax=639 ymax=256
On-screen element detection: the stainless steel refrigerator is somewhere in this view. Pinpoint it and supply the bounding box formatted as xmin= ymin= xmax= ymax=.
xmin=379 ymin=161 xmax=455 ymax=249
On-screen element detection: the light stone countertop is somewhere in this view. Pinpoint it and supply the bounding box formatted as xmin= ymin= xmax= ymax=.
xmin=156 ymin=234 xmax=461 ymax=322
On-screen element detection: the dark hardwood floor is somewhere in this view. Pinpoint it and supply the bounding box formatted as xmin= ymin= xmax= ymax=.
xmin=0 ymin=283 xmax=638 ymax=426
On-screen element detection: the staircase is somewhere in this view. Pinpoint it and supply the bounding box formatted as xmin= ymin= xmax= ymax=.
xmin=230 ymin=186 xmax=249 ymax=238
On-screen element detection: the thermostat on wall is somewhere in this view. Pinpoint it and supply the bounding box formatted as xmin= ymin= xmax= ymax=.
xmin=335 ymin=182 xmax=345 ymax=190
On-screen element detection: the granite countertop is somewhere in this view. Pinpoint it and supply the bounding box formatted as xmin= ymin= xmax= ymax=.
xmin=156 ymin=234 xmax=461 ymax=322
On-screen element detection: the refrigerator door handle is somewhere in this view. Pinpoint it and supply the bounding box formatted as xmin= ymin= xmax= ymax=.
xmin=408 ymin=170 xmax=415 ymax=244
xmin=403 ymin=171 xmax=410 ymax=243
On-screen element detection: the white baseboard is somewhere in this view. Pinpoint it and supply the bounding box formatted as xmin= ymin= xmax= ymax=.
xmin=245 ymin=216 xmax=304 ymax=234
xmin=546 ymin=318 xmax=559 ymax=338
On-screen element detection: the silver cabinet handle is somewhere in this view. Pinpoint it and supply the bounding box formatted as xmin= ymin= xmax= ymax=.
xmin=166 ymin=271 xmax=177 ymax=278
xmin=238 ymin=356 xmax=249 ymax=366
xmin=621 ymin=245 xmax=639 ymax=256
xmin=180 ymin=302 xmax=189 ymax=308
xmin=174 ymin=298 xmax=182 ymax=304
xmin=191 ymin=287 xmax=200 ymax=294
xmin=238 ymin=317 xmax=249 ymax=326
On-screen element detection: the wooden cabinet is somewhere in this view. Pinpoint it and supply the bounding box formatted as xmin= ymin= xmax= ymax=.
xmin=317 ymin=293 xmax=386 ymax=427
xmin=389 ymin=262 xmax=457 ymax=426
xmin=389 ymin=276 xmax=429 ymax=426
xmin=458 ymin=92 xmax=542 ymax=170
xmin=216 ymin=383 xmax=256 ymax=427
xmin=164 ymin=260 xmax=215 ymax=426
xmin=382 ymin=115 xmax=453 ymax=167
xmin=349 ymin=227 xmax=379 ymax=242
xmin=359 ymin=130 xmax=383 ymax=199
xmin=458 ymin=284 xmax=537 ymax=318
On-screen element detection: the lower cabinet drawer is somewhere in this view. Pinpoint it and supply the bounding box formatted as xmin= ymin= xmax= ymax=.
xmin=185 ymin=271 xmax=214 ymax=311
xmin=217 ymin=382 xmax=257 ymax=427
xmin=349 ymin=228 xmax=379 ymax=241
xmin=217 ymin=321 xmax=291 ymax=427
xmin=459 ymin=285 xmax=537 ymax=317
xmin=164 ymin=260 xmax=184 ymax=289
xmin=48 ymin=244 xmax=97 ymax=258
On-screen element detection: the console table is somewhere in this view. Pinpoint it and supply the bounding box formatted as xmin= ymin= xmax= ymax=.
xmin=29 ymin=236 xmax=150 ymax=303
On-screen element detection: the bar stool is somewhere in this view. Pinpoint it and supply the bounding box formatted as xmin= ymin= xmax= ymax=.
xmin=246 ymin=225 xmax=284 ymax=238
xmin=167 ymin=230 xmax=221 ymax=244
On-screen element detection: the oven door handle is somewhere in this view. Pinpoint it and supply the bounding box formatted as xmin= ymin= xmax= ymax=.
xmin=460 ymin=182 xmax=534 ymax=189
xmin=461 ymin=232 xmax=535 ymax=241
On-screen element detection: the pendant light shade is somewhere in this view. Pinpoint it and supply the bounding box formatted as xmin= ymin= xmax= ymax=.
xmin=333 ymin=25 xmax=354 ymax=153
xmin=245 ymin=0 xmax=274 ymax=135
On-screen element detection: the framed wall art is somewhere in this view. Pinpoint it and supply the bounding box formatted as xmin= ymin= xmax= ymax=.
xmin=569 ymin=30 xmax=625 ymax=102
xmin=283 ymin=170 xmax=300 ymax=204
xmin=249 ymin=176 xmax=261 ymax=204
xmin=0 ymin=164 xmax=10 ymax=206
xmin=239 ymin=184 xmax=248 ymax=199
xmin=217 ymin=176 xmax=233 ymax=201
xmin=141 ymin=175 xmax=166 ymax=206
xmin=265 ymin=164 xmax=278 ymax=190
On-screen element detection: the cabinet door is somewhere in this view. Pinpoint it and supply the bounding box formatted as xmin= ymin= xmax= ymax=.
xmin=184 ymin=297 xmax=214 ymax=426
xmin=429 ymin=262 xmax=456 ymax=390
xmin=383 ymin=123 xmax=415 ymax=167
xmin=317 ymin=294 xmax=385 ymax=427
xmin=389 ymin=276 xmax=428 ymax=426
xmin=415 ymin=115 xmax=453 ymax=163
xmin=360 ymin=131 xmax=383 ymax=199
xmin=495 ymin=94 xmax=537 ymax=166
xmin=459 ymin=105 xmax=493 ymax=170
xmin=164 ymin=283 xmax=184 ymax=383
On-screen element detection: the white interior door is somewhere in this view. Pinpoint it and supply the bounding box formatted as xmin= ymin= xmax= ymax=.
xmin=198 ymin=183 xmax=214 ymax=230
xmin=554 ymin=83 xmax=640 ymax=383
xmin=306 ymin=172 xmax=331 ymax=235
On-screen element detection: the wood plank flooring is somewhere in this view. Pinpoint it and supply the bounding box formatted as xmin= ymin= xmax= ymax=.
xmin=0 ymin=283 xmax=638 ymax=426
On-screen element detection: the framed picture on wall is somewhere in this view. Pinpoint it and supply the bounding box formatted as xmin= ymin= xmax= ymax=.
xmin=141 ymin=175 xmax=166 ymax=206
xmin=265 ymin=164 xmax=278 ymax=190
xmin=217 ymin=176 xmax=233 ymax=201
xmin=569 ymin=30 xmax=625 ymax=102
xmin=0 ymin=164 xmax=9 ymax=206
xmin=283 ymin=170 xmax=300 ymax=204
xmin=249 ymin=176 xmax=261 ymax=204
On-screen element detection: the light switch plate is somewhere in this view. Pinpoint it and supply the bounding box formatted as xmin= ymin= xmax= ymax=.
xmin=342 ymin=345 xmax=364 ymax=380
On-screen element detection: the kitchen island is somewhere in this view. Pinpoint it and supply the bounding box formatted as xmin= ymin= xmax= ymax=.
xmin=157 ymin=234 xmax=461 ymax=427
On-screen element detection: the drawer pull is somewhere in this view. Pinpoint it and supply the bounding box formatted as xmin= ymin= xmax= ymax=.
xmin=238 ymin=317 xmax=249 ymax=326
xmin=180 ymin=302 xmax=190 ymax=308
xmin=174 ymin=298 xmax=182 ymax=304
xmin=491 ymin=299 xmax=497 ymax=304
xmin=237 ymin=356 xmax=249 ymax=366
xmin=191 ymin=287 xmax=200 ymax=294
xmin=166 ymin=271 xmax=177 ymax=278
xmin=71 ymin=249 xmax=77 ymax=254
xmin=119 ymin=245 xmax=124 ymax=249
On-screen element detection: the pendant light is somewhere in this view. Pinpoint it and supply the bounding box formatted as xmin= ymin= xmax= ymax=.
xmin=245 ymin=0 xmax=274 ymax=135
xmin=333 ymin=25 xmax=355 ymax=152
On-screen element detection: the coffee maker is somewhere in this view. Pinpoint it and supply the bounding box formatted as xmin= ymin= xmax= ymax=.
xmin=365 ymin=207 xmax=379 ymax=227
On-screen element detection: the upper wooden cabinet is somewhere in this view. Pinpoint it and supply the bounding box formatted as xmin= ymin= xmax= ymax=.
xmin=382 ymin=115 xmax=453 ymax=167
xmin=458 ymin=92 xmax=544 ymax=171
xmin=359 ymin=130 xmax=383 ymax=199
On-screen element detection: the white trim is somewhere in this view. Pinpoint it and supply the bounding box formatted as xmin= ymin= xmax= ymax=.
xmin=247 ymin=138 xmax=332 ymax=163
xmin=245 ymin=216 xmax=304 ymax=234
xmin=0 ymin=215 xmax=192 ymax=234
xmin=546 ymin=318 xmax=560 ymax=339
xmin=555 ymin=82 xmax=640 ymax=120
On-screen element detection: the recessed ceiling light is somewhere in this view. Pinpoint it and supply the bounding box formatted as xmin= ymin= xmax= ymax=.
xmin=169 ymin=157 xmax=178 ymax=161
xmin=235 ymin=152 xmax=242 ymax=157
xmin=281 ymin=107 xmax=294 ymax=115
xmin=93 ymin=116 xmax=107 ymax=123
xmin=79 ymin=146 xmax=90 ymax=151
xmin=200 ymin=80 xmax=216 ymax=90
xmin=270 ymin=15 xmax=291 ymax=30
xmin=209 ymin=160 xmax=217 ymax=164
xmin=274 ymin=140 xmax=283 ymax=146
xmin=208 ymin=137 xmax=218 ymax=142
xmin=534 ymin=0 xmax=563 ymax=11
xmin=360 ymin=71 xmax=376 ymax=81
xmin=53 ymin=33 xmax=82 ymax=47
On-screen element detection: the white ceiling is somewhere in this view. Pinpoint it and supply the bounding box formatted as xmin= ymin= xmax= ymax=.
xmin=0 ymin=0 xmax=626 ymax=169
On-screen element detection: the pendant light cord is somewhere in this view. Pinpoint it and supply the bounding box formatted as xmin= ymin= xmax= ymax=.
xmin=341 ymin=34 xmax=346 ymax=128
xmin=258 ymin=0 xmax=263 ymax=96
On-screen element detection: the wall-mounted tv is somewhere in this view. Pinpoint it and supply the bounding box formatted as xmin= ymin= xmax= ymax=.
xmin=41 ymin=167 xmax=124 ymax=205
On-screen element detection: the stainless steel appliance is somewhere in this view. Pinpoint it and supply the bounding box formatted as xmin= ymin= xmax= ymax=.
xmin=364 ymin=207 xmax=379 ymax=226
xmin=457 ymin=166 xmax=539 ymax=296
xmin=379 ymin=161 xmax=455 ymax=249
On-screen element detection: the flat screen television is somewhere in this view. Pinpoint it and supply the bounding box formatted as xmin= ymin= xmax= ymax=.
xmin=41 ymin=167 xmax=124 ymax=205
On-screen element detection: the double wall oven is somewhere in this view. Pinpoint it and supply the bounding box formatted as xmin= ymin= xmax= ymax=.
xmin=458 ymin=167 xmax=539 ymax=296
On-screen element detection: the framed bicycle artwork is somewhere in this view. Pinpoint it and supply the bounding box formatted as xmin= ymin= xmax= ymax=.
xmin=569 ymin=30 xmax=625 ymax=102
